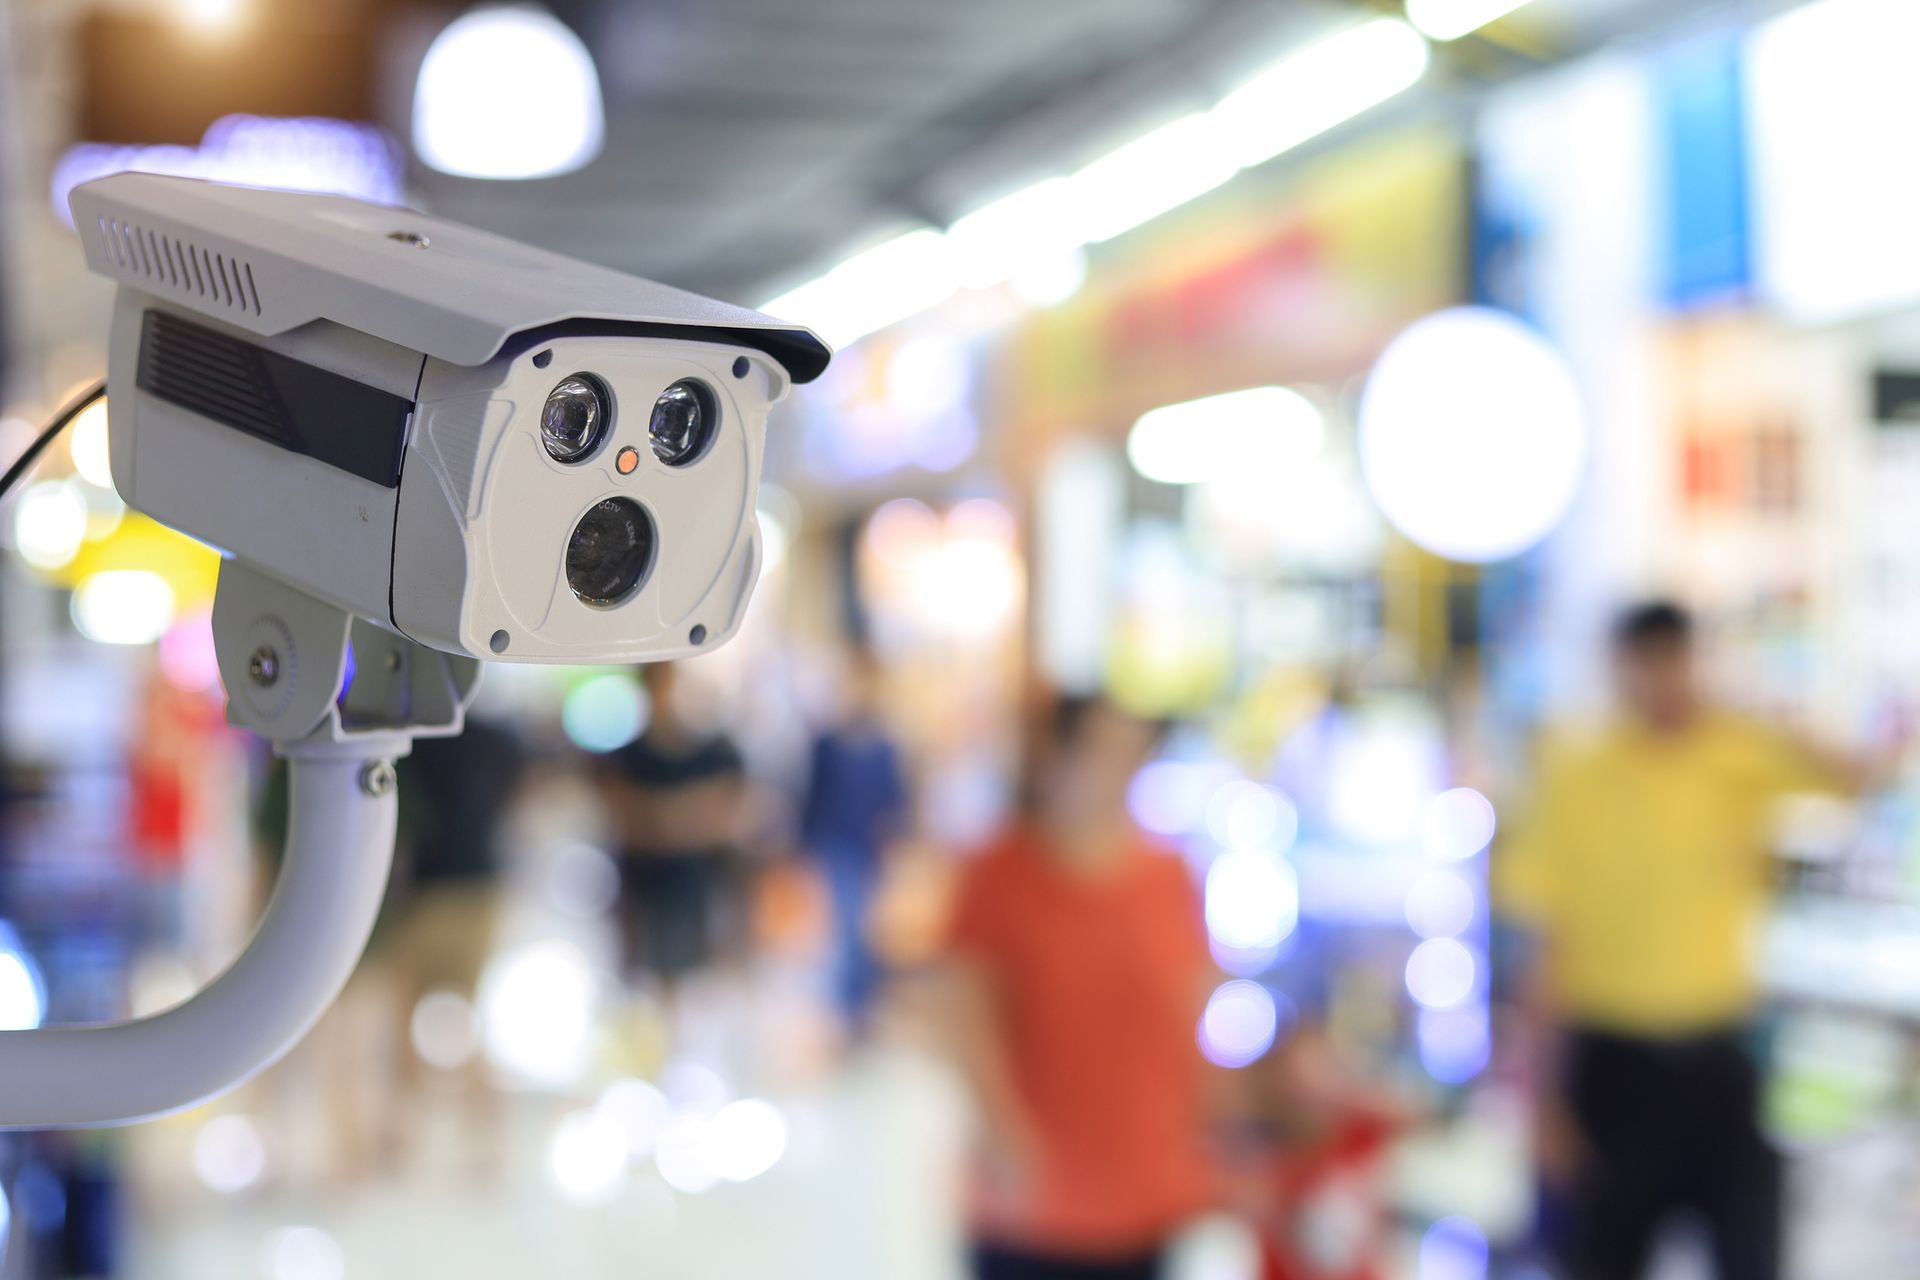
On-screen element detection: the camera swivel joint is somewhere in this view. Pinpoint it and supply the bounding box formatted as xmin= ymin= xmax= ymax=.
xmin=0 ymin=561 xmax=479 ymax=1128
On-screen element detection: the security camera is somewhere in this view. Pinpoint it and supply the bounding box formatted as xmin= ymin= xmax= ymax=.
xmin=0 ymin=175 xmax=828 ymax=1129
xmin=70 ymin=171 xmax=829 ymax=664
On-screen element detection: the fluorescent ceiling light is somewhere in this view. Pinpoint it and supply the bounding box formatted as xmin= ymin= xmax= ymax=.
xmin=760 ymin=229 xmax=959 ymax=348
xmin=413 ymin=5 xmax=605 ymax=180
xmin=947 ymin=177 xmax=1082 ymax=289
xmin=1212 ymin=18 xmax=1431 ymax=168
xmin=1070 ymin=112 xmax=1243 ymax=244
xmin=764 ymin=18 xmax=1429 ymax=343
xmin=1405 ymin=0 xmax=1534 ymax=42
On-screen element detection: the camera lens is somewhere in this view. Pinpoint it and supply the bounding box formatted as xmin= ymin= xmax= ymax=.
xmin=649 ymin=380 xmax=717 ymax=466
xmin=565 ymin=497 xmax=655 ymax=605
xmin=542 ymin=374 xmax=612 ymax=462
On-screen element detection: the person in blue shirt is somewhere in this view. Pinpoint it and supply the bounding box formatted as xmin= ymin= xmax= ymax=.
xmin=799 ymin=647 xmax=909 ymax=1028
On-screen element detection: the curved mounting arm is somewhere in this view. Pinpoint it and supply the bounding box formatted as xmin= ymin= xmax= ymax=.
xmin=0 ymin=558 xmax=481 ymax=1128
xmin=0 ymin=737 xmax=405 ymax=1127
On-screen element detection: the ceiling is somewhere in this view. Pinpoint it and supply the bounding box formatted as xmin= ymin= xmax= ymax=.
xmin=412 ymin=0 xmax=1282 ymax=304
xmin=38 ymin=0 xmax=1760 ymax=312
xmin=402 ymin=0 xmax=1753 ymax=307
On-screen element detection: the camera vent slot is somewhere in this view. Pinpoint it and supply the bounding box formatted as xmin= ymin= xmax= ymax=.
xmin=96 ymin=216 xmax=262 ymax=315
xmin=136 ymin=310 xmax=412 ymax=489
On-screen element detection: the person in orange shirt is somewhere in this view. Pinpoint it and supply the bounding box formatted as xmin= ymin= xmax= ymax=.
xmin=943 ymin=693 xmax=1215 ymax=1280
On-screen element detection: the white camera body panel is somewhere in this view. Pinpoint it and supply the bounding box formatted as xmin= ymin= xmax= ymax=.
xmin=104 ymin=293 xmax=418 ymax=624
xmin=70 ymin=173 xmax=828 ymax=665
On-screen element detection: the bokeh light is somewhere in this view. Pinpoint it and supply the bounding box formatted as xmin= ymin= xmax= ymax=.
xmin=1205 ymin=851 xmax=1300 ymax=952
xmin=862 ymin=498 xmax=1024 ymax=642
xmin=1326 ymin=722 xmax=1443 ymax=847
xmin=171 ymin=0 xmax=248 ymax=38
xmin=1418 ymin=1215 xmax=1490 ymax=1280
xmin=1128 ymin=759 xmax=1236 ymax=837
xmin=1405 ymin=938 xmax=1479 ymax=1010
xmin=1198 ymin=979 xmax=1281 ymax=1068
xmin=51 ymin=115 xmax=404 ymax=229
xmin=662 ymin=1059 xmax=732 ymax=1116
xmin=542 ymin=841 xmax=622 ymax=918
xmin=1206 ymin=780 xmax=1299 ymax=852
xmin=14 ymin=480 xmax=87 ymax=570
xmin=68 ymin=399 xmax=112 ymax=489
xmin=708 ymin=1099 xmax=789 ymax=1182
xmin=561 ymin=673 xmax=649 ymax=754
xmin=1422 ymin=788 xmax=1497 ymax=861
xmin=1359 ymin=306 xmax=1586 ymax=563
xmin=547 ymin=1109 xmax=627 ymax=1205
xmin=1212 ymin=936 xmax=1284 ymax=977
xmin=1405 ymin=869 xmax=1478 ymax=939
xmin=862 ymin=498 xmax=942 ymax=569
xmin=0 ymin=934 xmax=45 ymax=1031
xmin=1128 ymin=386 xmax=1324 ymax=487
xmin=413 ymin=6 xmax=604 ymax=180
xmin=191 ymin=1114 xmax=268 ymax=1195
xmin=1418 ymin=1006 xmax=1491 ymax=1085
xmin=477 ymin=940 xmax=598 ymax=1088
xmin=596 ymin=1078 xmax=672 ymax=1161
xmin=408 ymin=989 xmax=478 ymax=1071
xmin=655 ymin=1115 xmax=721 ymax=1194
xmin=72 ymin=570 xmax=176 ymax=646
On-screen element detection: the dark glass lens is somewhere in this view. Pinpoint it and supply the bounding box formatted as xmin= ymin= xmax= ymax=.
xmin=542 ymin=374 xmax=611 ymax=462
xmin=565 ymin=498 xmax=655 ymax=605
xmin=649 ymin=380 xmax=717 ymax=466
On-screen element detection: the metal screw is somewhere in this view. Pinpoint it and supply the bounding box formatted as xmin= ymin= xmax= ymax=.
xmin=360 ymin=760 xmax=397 ymax=798
xmin=385 ymin=649 xmax=403 ymax=673
xmin=247 ymin=646 xmax=280 ymax=686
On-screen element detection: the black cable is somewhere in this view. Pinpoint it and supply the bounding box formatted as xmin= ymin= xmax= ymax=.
xmin=0 ymin=379 xmax=108 ymax=500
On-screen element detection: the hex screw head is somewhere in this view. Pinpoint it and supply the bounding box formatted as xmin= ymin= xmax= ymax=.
xmin=247 ymin=646 xmax=280 ymax=687
xmin=360 ymin=760 xmax=397 ymax=798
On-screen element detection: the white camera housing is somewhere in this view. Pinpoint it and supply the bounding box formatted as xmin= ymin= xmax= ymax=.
xmin=69 ymin=173 xmax=829 ymax=664
xmin=2 ymin=178 xmax=830 ymax=1129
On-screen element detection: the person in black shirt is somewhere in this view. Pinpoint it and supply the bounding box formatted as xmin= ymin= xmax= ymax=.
xmin=598 ymin=663 xmax=749 ymax=991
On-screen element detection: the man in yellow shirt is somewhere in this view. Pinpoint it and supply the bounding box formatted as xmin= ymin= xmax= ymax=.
xmin=1501 ymin=602 xmax=1854 ymax=1280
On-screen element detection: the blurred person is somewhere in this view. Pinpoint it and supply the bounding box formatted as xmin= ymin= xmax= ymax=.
xmin=1230 ymin=1022 xmax=1414 ymax=1280
xmin=381 ymin=713 xmax=527 ymax=1169
xmin=598 ymin=662 xmax=750 ymax=995
xmin=799 ymin=646 xmax=908 ymax=1028
xmin=943 ymin=694 xmax=1213 ymax=1280
xmin=1502 ymin=602 xmax=1866 ymax=1280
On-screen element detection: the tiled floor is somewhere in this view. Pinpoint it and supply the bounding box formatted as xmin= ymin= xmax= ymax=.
xmin=127 ymin=1045 xmax=973 ymax=1280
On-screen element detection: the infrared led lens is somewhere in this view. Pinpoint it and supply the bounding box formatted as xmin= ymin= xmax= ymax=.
xmin=648 ymin=380 xmax=717 ymax=466
xmin=542 ymin=374 xmax=611 ymax=462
